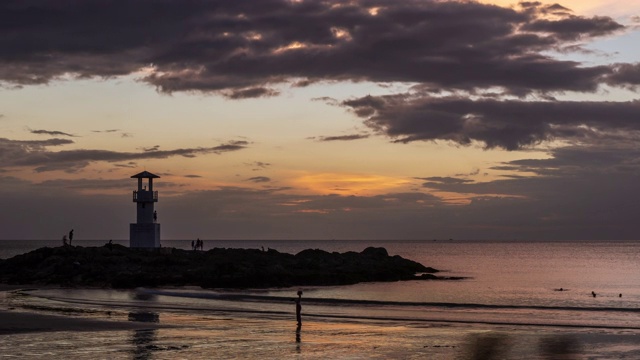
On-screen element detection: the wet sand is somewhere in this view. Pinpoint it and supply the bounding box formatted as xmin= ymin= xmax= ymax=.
xmin=0 ymin=309 xmax=162 ymax=335
xmin=0 ymin=286 xmax=162 ymax=335
xmin=2 ymin=287 xmax=640 ymax=359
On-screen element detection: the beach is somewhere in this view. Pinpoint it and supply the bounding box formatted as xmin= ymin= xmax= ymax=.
xmin=3 ymin=240 xmax=640 ymax=358
xmin=2 ymin=286 xmax=640 ymax=359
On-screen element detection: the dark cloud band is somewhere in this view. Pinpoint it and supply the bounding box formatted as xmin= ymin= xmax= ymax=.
xmin=0 ymin=0 xmax=629 ymax=97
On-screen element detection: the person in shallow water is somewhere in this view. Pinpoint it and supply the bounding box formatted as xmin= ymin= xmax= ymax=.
xmin=295 ymin=290 xmax=303 ymax=326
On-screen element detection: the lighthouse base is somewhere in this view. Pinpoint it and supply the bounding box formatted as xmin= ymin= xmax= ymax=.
xmin=130 ymin=223 xmax=161 ymax=248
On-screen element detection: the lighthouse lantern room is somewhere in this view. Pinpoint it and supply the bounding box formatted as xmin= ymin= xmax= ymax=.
xmin=130 ymin=171 xmax=161 ymax=248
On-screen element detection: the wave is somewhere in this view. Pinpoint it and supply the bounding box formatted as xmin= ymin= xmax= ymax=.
xmin=139 ymin=288 xmax=640 ymax=314
xmin=19 ymin=288 xmax=640 ymax=331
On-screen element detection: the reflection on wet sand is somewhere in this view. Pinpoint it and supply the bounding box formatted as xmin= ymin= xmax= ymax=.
xmin=128 ymin=312 xmax=160 ymax=323
xmin=539 ymin=335 xmax=581 ymax=359
xmin=464 ymin=332 xmax=581 ymax=359
xmin=127 ymin=311 xmax=191 ymax=358
xmin=129 ymin=312 xmax=159 ymax=360
xmin=132 ymin=328 xmax=158 ymax=360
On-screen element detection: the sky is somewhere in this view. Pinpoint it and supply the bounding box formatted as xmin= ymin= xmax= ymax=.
xmin=1 ymin=0 xmax=640 ymax=241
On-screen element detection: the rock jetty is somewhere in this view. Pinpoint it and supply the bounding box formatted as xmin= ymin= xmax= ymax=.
xmin=0 ymin=245 xmax=451 ymax=289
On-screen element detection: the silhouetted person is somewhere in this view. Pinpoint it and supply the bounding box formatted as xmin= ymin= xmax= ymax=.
xmin=68 ymin=229 xmax=74 ymax=245
xmin=619 ymin=293 xmax=622 ymax=298
xmin=62 ymin=235 xmax=68 ymax=246
xmin=592 ymin=291 xmax=596 ymax=298
xmin=191 ymin=240 xmax=195 ymax=251
xmin=153 ymin=211 xmax=157 ymax=223
xmin=295 ymin=290 xmax=303 ymax=326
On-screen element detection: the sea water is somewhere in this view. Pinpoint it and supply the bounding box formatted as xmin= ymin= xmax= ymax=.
xmin=2 ymin=239 xmax=640 ymax=358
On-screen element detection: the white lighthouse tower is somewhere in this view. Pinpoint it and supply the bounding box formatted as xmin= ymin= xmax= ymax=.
xmin=130 ymin=171 xmax=161 ymax=248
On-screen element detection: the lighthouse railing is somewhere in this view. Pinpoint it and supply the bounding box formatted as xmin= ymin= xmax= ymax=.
xmin=133 ymin=190 xmax=158 ymax=202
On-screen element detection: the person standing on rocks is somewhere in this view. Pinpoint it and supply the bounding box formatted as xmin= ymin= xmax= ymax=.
xmin=68 ymin=229 xmax=74 ymax=246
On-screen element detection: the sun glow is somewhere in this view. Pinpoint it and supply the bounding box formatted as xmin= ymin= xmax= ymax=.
xmin=291 ymin=172 xmax=411 ymax=195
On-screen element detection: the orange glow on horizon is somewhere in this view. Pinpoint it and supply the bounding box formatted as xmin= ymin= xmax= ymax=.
xmin=291 ymin=172 xmax=411 ymax=196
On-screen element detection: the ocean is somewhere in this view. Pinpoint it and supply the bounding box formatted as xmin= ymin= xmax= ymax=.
xmin=1 ymin=239 xmax=640 ymax=358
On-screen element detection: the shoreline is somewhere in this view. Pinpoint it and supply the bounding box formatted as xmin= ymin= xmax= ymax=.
xmin=0 ymin=286 xmax=164 ymax=335
xmin=2 ymin=287 xmax=640 ymax=358
xmin=0 ymin=309 xmax=162 ymax=335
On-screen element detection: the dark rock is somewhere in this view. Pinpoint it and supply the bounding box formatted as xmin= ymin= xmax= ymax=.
xmin=0 ymin=245 xmax=456 ymax=289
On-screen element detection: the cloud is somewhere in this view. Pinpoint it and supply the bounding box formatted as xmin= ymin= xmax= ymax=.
xmin=224 ymin=87 xmax=280 ymax=99
xmin=418 ymin=176 xmax=474 ymax=186
xmin=455 ymin=168 xmax=481 ymax=177
xmin=607 ymin=63 xmax=640 ymax=87
xmin=312 ymin=96 xmax=340 ymax=106
xmin=246 ymin=161 xmax=271 ymax=169
xmin=28 ymin=128 xmax=76 ymax=137
xmin=2 ymin=149 xmax=640 ymax=240
xmin=0 ymin=137 xmax=249 ymax=173
xmin=114 ymin=162 xmax=137 ymax=169
xmin=342 ymin=94 xmax=640 ymax=150
xmin=247 ymin=176 xmax=271 ymax=183
xmin=3 ymin=0 xmax=636 ymax=156
xmin=184 ymin=174 xmax=203 ymax=178
xmin=521 ymin=14 xmax=624 ymax=41
xmin=212 ymin=140 xmax=250 ymax=153
xmin=141 ymin=145 xmax=160 ymax=152
xmin=317 ymin=134 xmax=369 ymax=141
xmin=0 ymin=0 xmax=628 ymax=98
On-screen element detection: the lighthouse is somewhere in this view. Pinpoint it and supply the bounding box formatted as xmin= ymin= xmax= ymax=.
xmin=130 ymin=171 xmax=161 ymax=248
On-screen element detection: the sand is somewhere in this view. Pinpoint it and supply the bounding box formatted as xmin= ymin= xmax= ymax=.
xmin=0 ymin=286 xmax=162 ymax=335
xmin=0 ymin=309 xmax=162 ymax=335
xmin=2 ymin=287 xmax=640 ymax=359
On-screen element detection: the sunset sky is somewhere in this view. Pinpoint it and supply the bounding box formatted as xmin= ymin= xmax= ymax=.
xmin=1 ymin=0 xmax=640 ymax=240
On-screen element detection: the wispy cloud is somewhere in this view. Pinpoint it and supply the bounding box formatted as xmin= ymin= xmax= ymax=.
xmin=245 ymin=161 xmax=272 ymax=171
xmin=316 ymin=134 xmax=370 ymax=142
xmin=0 ymin=137 xmax=250 ymax=173
xmin=247 ymin=176 xmax=271 ymax=183
xmin=28 ymin=128 xmax=76 ymax=137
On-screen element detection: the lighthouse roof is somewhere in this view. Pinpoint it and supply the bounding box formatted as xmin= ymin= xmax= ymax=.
xmin=131 ymin=171 xmax=160 ymax=179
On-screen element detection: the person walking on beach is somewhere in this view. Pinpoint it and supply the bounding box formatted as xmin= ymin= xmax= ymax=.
xmin=68 ymin=229 xmax=74 ymax=245
xmin=295 ymin=290 xmax=303 ymax=326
